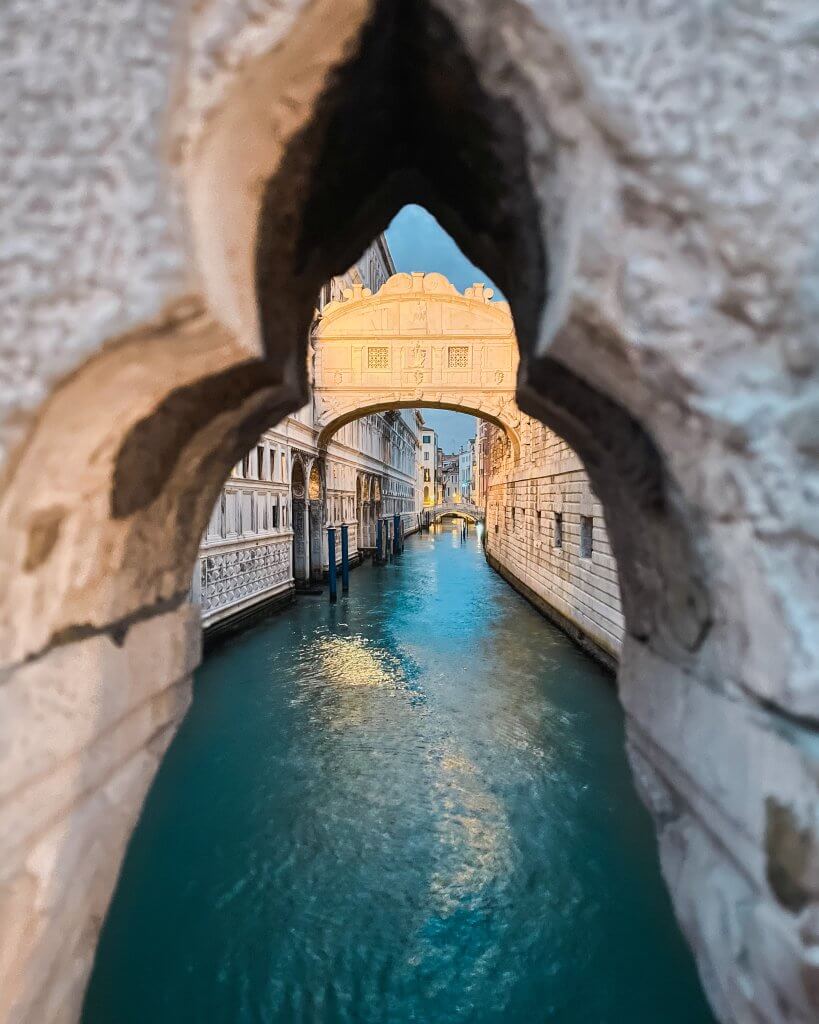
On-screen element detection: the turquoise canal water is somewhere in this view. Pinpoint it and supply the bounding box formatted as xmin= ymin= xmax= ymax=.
xmin=82 ymin=524 xmax=715 ymax=1024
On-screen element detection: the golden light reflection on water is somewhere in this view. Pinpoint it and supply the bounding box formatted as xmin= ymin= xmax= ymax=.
xmin=84 ymin=522 xmax=717 ymax=1024
xmin=313 ymin=633 xmax=400 ymax=690
xmin=311 ymin=632 xmax=510 ymax=926
xmin=311 ymin=633 xmax=510 ymax=919
xmin=424 ymin=747 xmax=511 ymax=922
xmin=301 ymin=632 xmax=425 ymax=731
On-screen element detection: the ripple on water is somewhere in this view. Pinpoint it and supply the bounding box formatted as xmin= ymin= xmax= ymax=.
xmin=81 ymin=526 xmax=716 ymax=1024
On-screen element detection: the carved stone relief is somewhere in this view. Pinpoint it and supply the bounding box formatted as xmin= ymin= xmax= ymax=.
xmin=201 ymin=540 xmax=291 ymax=615
xmin=313 ymin=273 xmax=520 ymax=447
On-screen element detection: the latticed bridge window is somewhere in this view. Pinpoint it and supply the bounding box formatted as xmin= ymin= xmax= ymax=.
xmin=367 ymin=346 xmax=389 ymax=369
xmin=448 ymin=346 xmax=469 ymax=368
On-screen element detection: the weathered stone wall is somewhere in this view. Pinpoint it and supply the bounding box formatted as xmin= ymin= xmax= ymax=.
xmin=0 ymin=605 xmax=200 ymax=1023
xmin=0 ymin=2 xmax=817 ymax=1023
xmin=485 ymin=418 xmax=623 ymax=666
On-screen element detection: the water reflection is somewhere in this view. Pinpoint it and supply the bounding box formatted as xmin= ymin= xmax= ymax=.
xmin=82 ymin=523 xmax=716 ymax=1024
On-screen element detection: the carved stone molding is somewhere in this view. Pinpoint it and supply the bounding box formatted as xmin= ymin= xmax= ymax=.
xmin=313 ymin=273 xmax=520 ymax=449
xmin=200 ymin=540 xmax=291 ymax=615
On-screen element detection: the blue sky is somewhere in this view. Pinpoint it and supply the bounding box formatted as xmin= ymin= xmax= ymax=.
xmin=384 ymin=205 xmax=499 ymax=452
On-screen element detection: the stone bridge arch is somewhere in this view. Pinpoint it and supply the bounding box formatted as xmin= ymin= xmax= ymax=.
xmin=431 ymin=503 xmax=480 ymax=525
xmin=313 ymin=273 xmax=521 ymax=454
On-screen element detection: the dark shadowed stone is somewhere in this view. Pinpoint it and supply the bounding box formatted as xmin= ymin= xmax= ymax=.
xmin=23 ymin=506 xmax=65 ymax=572
xmin=766 ymin=797 xmax=818 ymax=913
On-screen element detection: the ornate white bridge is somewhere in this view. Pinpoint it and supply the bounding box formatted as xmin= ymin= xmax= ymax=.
xmin=428 ymin=500 xmax=483 ymax=524
xmin=313 ymin=272 xmax=521 ymax=452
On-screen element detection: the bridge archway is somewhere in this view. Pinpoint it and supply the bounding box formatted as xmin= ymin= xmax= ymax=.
xmin=313 ymin=273 xmax=521 ymax=457
xmin=429 ymin=500 xmax=482 ymax=526
xmin=434 ymin=510 xmax=479 ymax=525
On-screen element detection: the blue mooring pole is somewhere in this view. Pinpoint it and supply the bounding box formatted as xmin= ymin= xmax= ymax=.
xmin=327 ymin=527 xmax=337 ymax=602
xmin=340 ymin=523 xmax=349 ymax=593
xmin=393 ymin=514 xmax=400 ymax=556
xmin=375 ymin=518 xmax=383 ymax=564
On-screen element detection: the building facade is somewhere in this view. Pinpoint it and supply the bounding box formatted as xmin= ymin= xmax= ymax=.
xmin=473 ymin=418 xmax=491 ymax=508
xmin=458 ymin=442 xmax=474 ymax=502
xmin=195 ymin=238 xmax=424 ymax=633
xmin=419 ymin=424 xmax=437 ymax=506
xmin=440 ymin=453 xmax=460 ymax=502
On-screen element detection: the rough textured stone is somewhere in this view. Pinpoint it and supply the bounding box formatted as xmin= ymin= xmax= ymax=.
xmin=0 ymin=1 xmax=817 ymax=1021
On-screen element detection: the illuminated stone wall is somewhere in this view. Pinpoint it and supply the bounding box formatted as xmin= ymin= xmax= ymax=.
xmin=484 ymin=420 xmax=622 ymax=667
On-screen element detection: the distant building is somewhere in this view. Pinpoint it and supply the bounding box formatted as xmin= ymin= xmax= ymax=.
xmin=419 ymin=424 xmax=437 ymax=506
xmin=459 ymin=441 xmax=474 ymax=501
xmin=440 ymin=452 xmax=460 ymax=502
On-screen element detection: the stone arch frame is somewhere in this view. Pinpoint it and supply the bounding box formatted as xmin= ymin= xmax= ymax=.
xmin=0 ymin=3 xmax=816 ymax=1023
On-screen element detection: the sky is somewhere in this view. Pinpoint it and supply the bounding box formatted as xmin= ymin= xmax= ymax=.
xmin=384 ymin=205 xmax=500 ymax=452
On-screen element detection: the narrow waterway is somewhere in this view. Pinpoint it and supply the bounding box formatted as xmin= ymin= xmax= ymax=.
xmin=83 ymin=525 xmax=715 ymax=1024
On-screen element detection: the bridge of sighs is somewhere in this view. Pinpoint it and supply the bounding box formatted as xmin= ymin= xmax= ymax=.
xmin=313 ymin=272 xmax=521 ymax=457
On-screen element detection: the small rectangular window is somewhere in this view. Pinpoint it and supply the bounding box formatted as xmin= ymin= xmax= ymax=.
xmin=554 ymin=512 xmax=563 ymax=548
xmin=580 ymin=515 xmax=593 ymax=558
xmin=367 ymin=346 xmax=389 ymax=369
xmin=257 ymin=445 xmax=265 ymax=480
xmin=272 ymin=500 xmax=279 ymax=529
xmin=447 ymin=346 xmax=468 ymax=369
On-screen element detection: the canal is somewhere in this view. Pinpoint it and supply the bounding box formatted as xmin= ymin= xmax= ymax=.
xmin=82 ymin=524 xmax=715 ymax=1024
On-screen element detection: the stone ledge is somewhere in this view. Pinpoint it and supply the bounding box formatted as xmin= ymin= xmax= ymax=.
xmin=203 ymin=585 xmax=296 ymax=651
